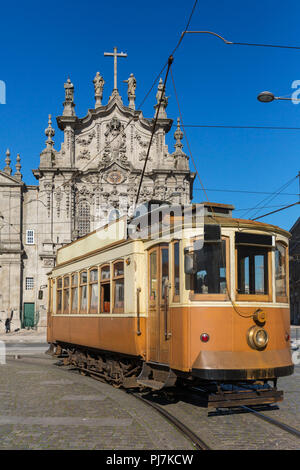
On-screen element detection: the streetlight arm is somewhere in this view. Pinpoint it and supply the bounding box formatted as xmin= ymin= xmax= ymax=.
xmin=183 ymin=30 xmax=233 ymax=44
xmin=257 ymin=91 xmax=300 ymax=102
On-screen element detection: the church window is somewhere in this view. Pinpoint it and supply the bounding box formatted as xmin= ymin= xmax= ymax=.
xmin=78 ymin=201 xmax=90 ymax=237
xmin=26 ymin=229 xmax=35 ymax=245
xmin=25 ymin=277 xmax=34 ymax=290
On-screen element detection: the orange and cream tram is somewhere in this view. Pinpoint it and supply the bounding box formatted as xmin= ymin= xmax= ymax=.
xmin=47 ymin=202 xmax=293 ymax=407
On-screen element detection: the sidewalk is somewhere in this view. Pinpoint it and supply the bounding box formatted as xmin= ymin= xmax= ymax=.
xmin=0 ymin=329 xmax=47 ymax=343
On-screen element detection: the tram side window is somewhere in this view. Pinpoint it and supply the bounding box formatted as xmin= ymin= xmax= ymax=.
xmin=236 ymin=233 xmax=272 ymax=297
xmin=275 ymin=242 xmax=287 ymax=300
xmin=57 ymin=278 xmax=62 ymax=314
xmin=71 ymin=273 xmax=78 ymax=313
xmin=192 ymin=239 xmax=227 ymax=295
xmin=149 ymin=251 xmax=157 ymax=301
xmin=113 ymin=261 xmax=124 ymax=313
xmin=63 ymin=276 xmax=70 ymax=314
xmin=89 ymin=268 xmax=99 ymax=314
xmin=173 ymin=241 xmax=180 ymax=301
xmin=101 ymin=265 xmax=110 ymax=313
xmin=80 ymin=271 xmax=88 ymax=313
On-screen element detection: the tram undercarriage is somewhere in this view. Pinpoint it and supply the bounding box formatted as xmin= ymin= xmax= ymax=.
xmin=50 ymin=342 xmax=285 ymax=408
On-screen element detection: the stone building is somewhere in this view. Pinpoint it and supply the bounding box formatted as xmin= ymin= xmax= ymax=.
xmin=0 ymin=60 xmax=195 ymax=331
xmin=290 ymin=217 xmax=300 ymax=325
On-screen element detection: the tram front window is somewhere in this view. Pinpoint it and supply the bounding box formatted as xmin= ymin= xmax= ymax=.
xmin=236 ymin=233 xmax=272 ymax=297
xmin=191 ymin=240 xmax=227 ymax=294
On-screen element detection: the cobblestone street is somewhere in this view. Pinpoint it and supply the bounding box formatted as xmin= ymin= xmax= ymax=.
xmin=0 ymin=352 xmax=299 ymax=450
xmin=0 ymin=355 xmax=193 ymax=450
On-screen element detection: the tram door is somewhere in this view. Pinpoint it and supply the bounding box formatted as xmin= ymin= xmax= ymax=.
xmin=148 ymin=244 xmax=170 ymax=364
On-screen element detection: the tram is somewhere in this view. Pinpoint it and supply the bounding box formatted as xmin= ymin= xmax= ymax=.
xmin=47 ymin=202 xmax=293 ymax=407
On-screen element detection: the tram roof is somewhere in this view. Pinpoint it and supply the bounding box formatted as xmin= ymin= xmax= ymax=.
xmin=53 ymin=203 xmax=290 ymax=269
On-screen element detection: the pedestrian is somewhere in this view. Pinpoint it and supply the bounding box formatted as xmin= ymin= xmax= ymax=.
xmin=5 ymin=317 xmax=10 ymax=334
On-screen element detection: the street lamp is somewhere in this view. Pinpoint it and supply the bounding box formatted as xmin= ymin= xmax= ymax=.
xmin=257 ymin=91 xmax=300 ymax=102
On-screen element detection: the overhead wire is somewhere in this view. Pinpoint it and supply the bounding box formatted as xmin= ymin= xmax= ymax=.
xmin=170 ymin=66 xmax=267 ymax=319
xmin=243 ymin=176 xmax=298 ymax=220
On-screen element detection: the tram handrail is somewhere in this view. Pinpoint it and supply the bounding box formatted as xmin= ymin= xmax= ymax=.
xmin=136 ymin=287 xmax=142 ymax=336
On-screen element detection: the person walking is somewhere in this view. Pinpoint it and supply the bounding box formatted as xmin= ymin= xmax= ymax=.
xmin=5 ymin=317 xmax=11 ymax=334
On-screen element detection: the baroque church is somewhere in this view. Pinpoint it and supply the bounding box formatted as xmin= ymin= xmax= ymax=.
xmin=0 ymin=50 xmax=195 ymax=331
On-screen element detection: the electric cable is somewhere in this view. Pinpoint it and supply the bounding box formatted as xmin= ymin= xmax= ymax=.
xmin=170 ymin=67 xmax=269 ymax=319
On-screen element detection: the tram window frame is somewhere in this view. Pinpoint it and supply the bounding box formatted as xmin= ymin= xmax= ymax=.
xmin=79 ymin=270 xmax=88 ymax=314
xmin=275 ymin=241 xmax=289 ymax=303
xmin=100 ymin=264 xmax=111 ymax=313
xmin=63 ymin=275 xmax=70 ymax=314
xmin=56 ymin=277 xmax=63 ymax=314
xmin=236 ymin=237 xmax=272 ymax=301
xmin=89 ymin=267 xmax=99 ymax=314
xmin=112 ymin=260 xmax=125 ymax=313
xmin=173 ymin=240 xmax=180 ymax=302
xmin=189 ymin=236 xmax=230 ymax=301
xmin=71 ymin=273 xmax=79 ymax=314
xmin=48 ymin=279 xmax=53 ymax=315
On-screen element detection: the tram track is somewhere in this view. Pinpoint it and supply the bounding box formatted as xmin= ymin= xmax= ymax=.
xmin=130 ymin=392 xmax=211 ymax=451
xmin=53 ymin=359 xmax=299 ymax=450
xmin=69 ymin=364 xmax=211 ymax=450
xmin=241 ymin=406 xmax=300 ymax=440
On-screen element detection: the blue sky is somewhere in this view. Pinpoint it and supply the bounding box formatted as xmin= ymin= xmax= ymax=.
xmin=0 ymin=0 xmax=299 ymax=230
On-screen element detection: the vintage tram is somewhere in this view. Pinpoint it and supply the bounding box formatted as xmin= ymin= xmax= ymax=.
xmin=47 ymin=202 xmax=293 ymax=407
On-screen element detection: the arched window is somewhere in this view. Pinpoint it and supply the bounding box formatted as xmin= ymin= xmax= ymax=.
xmin=78 ymin=201 xmax=90 ymax=237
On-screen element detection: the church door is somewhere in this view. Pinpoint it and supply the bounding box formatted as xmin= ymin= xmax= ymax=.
xmin=148 ymin=244 xmax=170 ymax=364
xmin=23 ymin=303 xmax=35 ymax=328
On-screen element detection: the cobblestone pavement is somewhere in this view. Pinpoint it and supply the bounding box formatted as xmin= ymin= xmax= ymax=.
xmin=0 ymin=355 xmax=194 ymax=450
xmin=0 ymin=354 xmax=299 ymax=450
xmin=160 ymin=363 xmax=300 ymax=450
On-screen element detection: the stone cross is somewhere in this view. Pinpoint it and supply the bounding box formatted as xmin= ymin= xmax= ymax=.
xmin=104 ymin=47 xmax=127 ymax=91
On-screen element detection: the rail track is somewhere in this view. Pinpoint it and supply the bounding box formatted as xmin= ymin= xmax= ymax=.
xmin=54 ymin=359 xmax=300 ymax=450
xmin=68 ymin=363 xmax=211 ymax=450
xmin=130 ymin=392 xmax=211 ymax=450
xmin=241 ymin=406 xmax=300 ymax=440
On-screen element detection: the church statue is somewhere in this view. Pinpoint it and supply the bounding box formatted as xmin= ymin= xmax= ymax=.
xmin=156 ymin=78 xmax=168 ymax=108
xmin=123 ymin=73 xmax=136 ymax=109
xmin=93 ymin=72 xmax=105 ymax=108
xmin=64 ymin=78 xmax=74 ymax=102
xmin=154 ymin=78 xmax=168 ymax=119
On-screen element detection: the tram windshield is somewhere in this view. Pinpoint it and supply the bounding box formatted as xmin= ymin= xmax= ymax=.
xmin=186 ymin=240 xmax=227 ymax=294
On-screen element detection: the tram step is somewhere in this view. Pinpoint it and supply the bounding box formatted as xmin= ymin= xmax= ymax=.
xmin=137 ymin=379 xmax=166 ymax=390
xmin=137 ymin=363 xmax=178 ymax=390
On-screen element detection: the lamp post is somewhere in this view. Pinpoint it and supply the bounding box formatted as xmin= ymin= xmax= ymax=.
xmin=257 ymin=91 xmax=300 ymax=102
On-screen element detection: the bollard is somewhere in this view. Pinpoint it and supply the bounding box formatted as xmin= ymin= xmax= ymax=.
xmin=0 ymin=341 xmax=6 ymax=365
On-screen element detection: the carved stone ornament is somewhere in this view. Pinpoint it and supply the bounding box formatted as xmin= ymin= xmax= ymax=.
xmin=43 ymin=258 xmax=55 ymax=267
xmin=78 ymin=149 xmax=91 ymax=160
xmin=100 ymin=117 xmax=128 ymax=168
xmin=77 ymin=130 xmax=95 ymax=147
xmin=105 ymin=170 xmax=124 ymax=185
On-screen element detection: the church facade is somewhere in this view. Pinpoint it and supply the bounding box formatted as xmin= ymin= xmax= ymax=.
xmin=0 ymin=61 xmax=195 ymax=331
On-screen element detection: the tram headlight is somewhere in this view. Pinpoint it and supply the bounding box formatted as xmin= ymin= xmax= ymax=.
xmin=247 ymin=325 xmax=269 ymax=350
